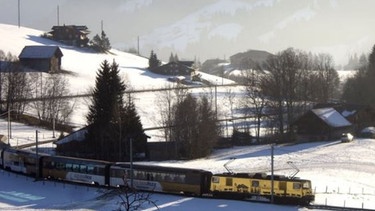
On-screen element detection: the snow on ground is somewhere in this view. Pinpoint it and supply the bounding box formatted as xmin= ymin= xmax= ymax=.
xmin=1 ymin=118 xmax=375 ymax=210
xmin=0 ymin=170 xmax=309 ymax=211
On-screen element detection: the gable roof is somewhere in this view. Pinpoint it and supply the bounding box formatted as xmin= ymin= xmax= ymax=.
xmin=19 ymin=46 xmax=63 ymax=59
xmin=311 ymin=107 xmax=351 ymax=128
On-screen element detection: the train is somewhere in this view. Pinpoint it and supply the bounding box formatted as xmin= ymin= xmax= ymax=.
xmin=0 ymin=147 xmax=314 ymax=205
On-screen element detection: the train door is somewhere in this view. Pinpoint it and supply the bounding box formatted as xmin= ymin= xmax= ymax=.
xmin=200 ymin=171 xmax=212 ymax=195
xmin=279 ymin=181 xmax=287 ymax=196
xmin=0 ymin=149 xmax=3 ymax=169
xmin=251 ymin=180 xmax=260 ymax=194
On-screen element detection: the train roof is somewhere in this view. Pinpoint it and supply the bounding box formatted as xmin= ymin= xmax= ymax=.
xmin=113 ymin=162 xmax=212 ymax=174
xmin=213 ymin=172 xmax=311 ymax=182
xmin=3 ymin=147 xmax=50 ymax=156
xmin=42 ymin=154 xmax=112 ymax=165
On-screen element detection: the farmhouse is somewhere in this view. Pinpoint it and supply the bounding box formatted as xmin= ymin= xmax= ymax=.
xmin=151 ymin=61 xmax=195 ymax=78
xmin=18 ymin=45 xmax=63 ymax=73
xmin=49 ymin=25 xmax=90 ymax=47
xmin=292 ymin=107 xmax=353 ymax=142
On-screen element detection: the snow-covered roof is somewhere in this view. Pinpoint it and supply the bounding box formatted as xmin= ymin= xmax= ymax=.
xmin=19 ymin=45 xmax=63 ymax=59
xmin=312 ymin=107 xmax=351 ymax=128
xmin=341 ymin=109 xmax=356 ymax=117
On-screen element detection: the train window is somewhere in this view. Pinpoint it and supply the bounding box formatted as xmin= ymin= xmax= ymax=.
xmin=87 ymin=166 xmax=94 ymax=174
xmin=72 ymin=164 xmax=80 ymax=172
xmin=66 ymin=163 xmax=72 ymax=170
xmin=252 ymin=180 xmax=259 ymax=187
xmin=56 ymin=162 xmax=65 ymax=170
xmin=293 ymin=182 xmax=302 ymax=189
xmin=96 ymin=167 xmax=104 ymax=175
xmin=226 ymin=178 xmax=233 ymax=186
xmin=211 ymin=176 xmax=220 ymax=183
xmin=80 ymin=165 xmax=87 ymax=173
xmin=164 ymin=174 xmax=172 ymax=182
xmin=302 ymin=182 xmax=311 ymax=189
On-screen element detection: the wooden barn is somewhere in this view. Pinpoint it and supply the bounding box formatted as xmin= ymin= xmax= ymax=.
xmin=49 ymin=25 xmax=90 ymax=47
xmin=18 ymin=46 xmax=63 ymax=73
xmin=314 ymin=103 xmax=375 ymax=134
xmin=292 ymin=107 xmax=353 ymax=142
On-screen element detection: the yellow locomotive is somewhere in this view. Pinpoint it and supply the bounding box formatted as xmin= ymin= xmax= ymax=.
xmin=210 ymin=172 xmax=314 ymax=205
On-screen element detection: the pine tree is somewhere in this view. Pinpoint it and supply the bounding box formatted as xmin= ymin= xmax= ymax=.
xmin=148 ymin=50 xmax=161 ymax=70
xmin=169 ymin=52 xmax=175 ymax=63
xmin=120 ymin=96 xmax=147 ymax=160
xmin=86 ymin=60 xmax=126 ymax=160
xmin=90 ymin=30 xmax=111 ymax=52
xmin=101 ymin=30 xmax=111 ymax=51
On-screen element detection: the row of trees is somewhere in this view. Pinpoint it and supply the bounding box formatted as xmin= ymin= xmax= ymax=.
xmin=241 ymin=48 xmax=340 ymax=142
xmin=0 ymin=50 xmax=74 ymax=129
xmin=342 ymin=45 xmax=375 ymax=105
xmin=83 ymin=59 xmax=219 ymax=160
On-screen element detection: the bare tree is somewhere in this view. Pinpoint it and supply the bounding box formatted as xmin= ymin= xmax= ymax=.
xmin=242 ymin=69 xmax=268 ymax=143
xmin=155 ymin=84 xmax=176 ymax=142
xmin=312 ymin=53 xmax=340 ymax=102
xmin=171 ymin=93 xmax=218 ymax=159
xmin=261 ymin=48 xmax=308 ymax=140
xmin=31 ymin=73 xmax=75 ymax=125
xmin=1 ymin=52 xmax=33 ymax=116
xmin=115 ymin=178 xmax=159 ymax=211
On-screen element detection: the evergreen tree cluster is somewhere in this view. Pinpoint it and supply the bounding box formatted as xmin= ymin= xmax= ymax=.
xmin=172 ymin=94 xmax=219 ymax=159
xmin=343 ymin=53 xmax=368 ymax=70
xmin=169 ymin=52 xmax=179 ymax=63
xmin=342 ymin=45 xmax=375 ymax=105
xmin=90 ymin=30 xmax=111 ymax=53
xmin=85 ymin=60 xmax=145 ymax=161
xmin=148 ymin=50 xmax=161 ymax=70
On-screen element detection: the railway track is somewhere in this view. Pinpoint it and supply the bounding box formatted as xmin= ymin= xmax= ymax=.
xmin=307 ymin=204 xmax=374 ymax=211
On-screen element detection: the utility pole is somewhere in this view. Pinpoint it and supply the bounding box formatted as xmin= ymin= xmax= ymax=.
xmin=18 ymin=0 xmax=21 ymax=28
xmin=137 ymin=36 xmax=140 ymax=56
xmin=57 ymin=5 xmax=60 ymax=26
xmin=130 ymin=137 xmax=133 ymax=188
xmin=271 ymin=144 xmax=274 ymax=204
xmin=35 ymin=130 xmax=39 ymax=180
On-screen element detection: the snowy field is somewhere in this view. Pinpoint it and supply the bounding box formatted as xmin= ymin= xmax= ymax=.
xmin=1 ymin=118 xmax=375 ymax=210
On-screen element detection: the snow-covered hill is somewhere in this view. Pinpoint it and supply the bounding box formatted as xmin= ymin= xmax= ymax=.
xmin=0 ymin=23 xmax=236 ymax=141
xmin=2 ymin=0 xmax=375 ymax=66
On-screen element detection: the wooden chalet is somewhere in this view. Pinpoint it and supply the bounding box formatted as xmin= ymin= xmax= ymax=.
xmin=18 ymin=46 xmax=63 ymax=73
xmin=151 ymin=61 xmax=195 ymax=78
xmin=314 ymin=103 xmax=375 ymax=134
xmin=292 ymin=107 xmax=353 ymax=142
xmin=49 ymin=25 xmax=90 ymax=47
